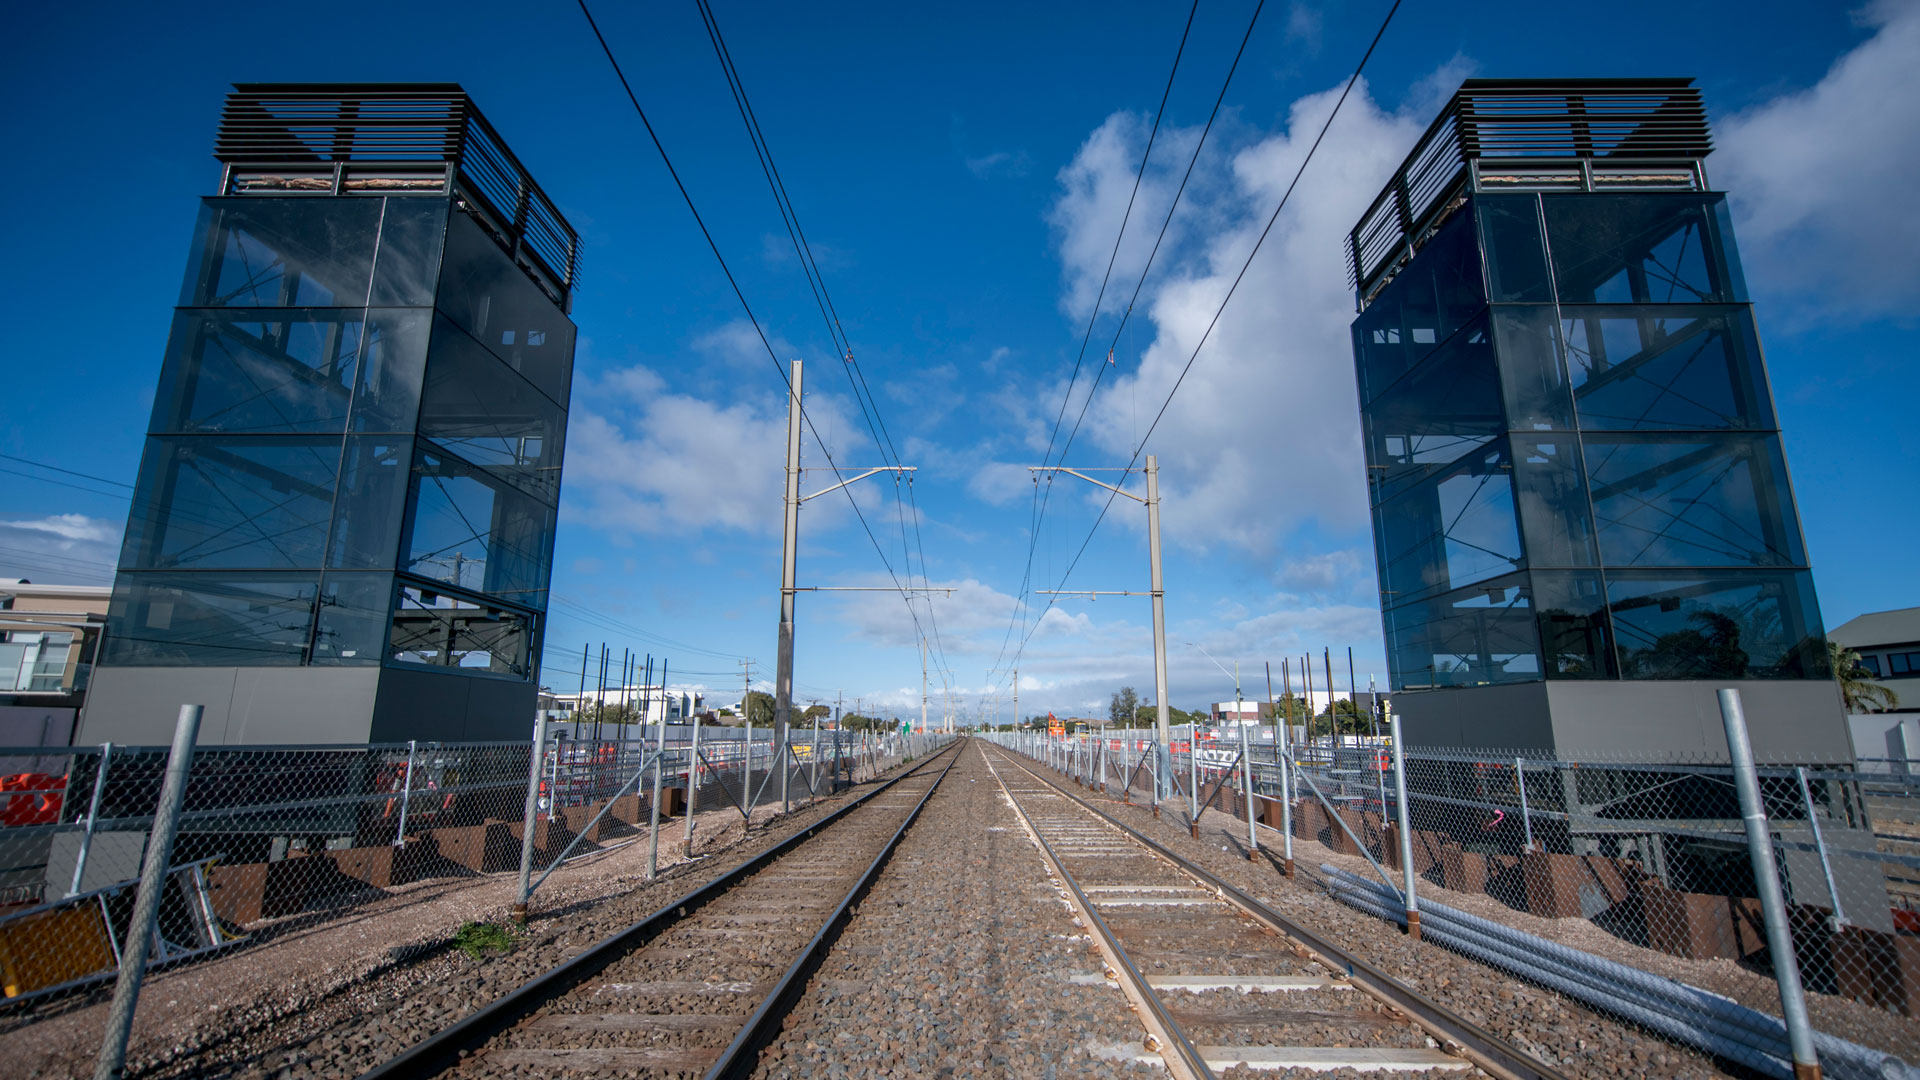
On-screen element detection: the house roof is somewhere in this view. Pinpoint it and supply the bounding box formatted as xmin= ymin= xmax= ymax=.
xmin=1829 ymin=607 xmax=1920 ymax=650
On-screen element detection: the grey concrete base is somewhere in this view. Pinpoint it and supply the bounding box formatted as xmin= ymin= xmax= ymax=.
xmin=1392 ymin=678 xmax=1852 ymax=763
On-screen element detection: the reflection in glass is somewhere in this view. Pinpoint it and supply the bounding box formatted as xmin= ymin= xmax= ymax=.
xmin=349 ymin=310 xmax=430 ymax=433
xmin=1384 ymin=572 xmax=1540 ymax=690
xmin=1512 ymin=437 xmax=1597 ymax=568
xmin=1363 ymin=315 xmax=1502 ymax=505
xmin=1605 ymin=570 xmax=1828 ymax=679
xmin=368 ymin=198 xmax=449 ymax=307
xmin=388 ymin=582 xmax=530 ymax=677
xmin=404 ymin=446 xmax=554 ymax=605
xmin=1375 ymin=440 xmax=1522 ymax=608
xmin=123 ymin=437 xmax=341 ymax=571
xmin=1562 ymin=306 xmax=1774 ymax=431
xmin=1584 ymin=434 xmax=1804 ymax=568
xmin=103 ymin=572 xmax=319 ymax=666
xmin=180 ymin=198 xmax=380 ymax=308
xmin=1531 ymin=571 xmax=1613 ymax=678
xmin=152 ymin=310 xmax=362 ymax=434
xmin=1491 ymin=307 xmax=1573 ymax=431
xmin=312 ymin=572 xmax=390 ymax=665
xmin=327 ymin=438 xmax=412 ymax=569
xmin=418 ymin=316 xmax=566 ymax=501
xmin=1543 ymin=193 xmax=1742 ymax=305
xmin=1351 ymin=210 xmax=1486 ymax=404
xmin=1477 ymin=195 xmax=1554 ymax=302
xmin=435 ymin=210 xmax=575 ymax=407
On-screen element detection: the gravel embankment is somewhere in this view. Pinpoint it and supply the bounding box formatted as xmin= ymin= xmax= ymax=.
xmin=3 ymin=756 xmax=937 ymax=1080
xmin=752 ymin=742 xmax=1165 ymax=1078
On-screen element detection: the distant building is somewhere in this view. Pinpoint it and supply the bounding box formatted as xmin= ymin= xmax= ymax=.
xmin=82 ymin=84 xmax=581 ymax=746
xmin=1347 ymin=78 xmax=1844 ymax=763
xmin=0 ymin=580 xmax=110 ymax=745
xmin=543 ymin=685 xmax=705 ymax=725
xmin=1828 ymin=606 xmax=1918 ymax=770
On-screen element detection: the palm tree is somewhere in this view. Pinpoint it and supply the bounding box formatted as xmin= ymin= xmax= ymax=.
xmin=1830 ymin=641 xmax=1899 ymax=713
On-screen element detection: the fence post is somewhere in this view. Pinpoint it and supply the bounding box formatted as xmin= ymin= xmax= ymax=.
xmin=1515 ymin=756 xmax=1535 ymax=851
xmin=646 ymin=731 xmax=665 ymax=881
xmin=68 ymin=742 xmax=113 ymax=898
xmin=1239 ymin=721 xmax=1258 ymax=860
xmin=1388 ymin=703 xmax=1419 ymax=941
xmin=394 ymin=738 xmax=419 ymax=847
xmin=93 ymin=705 xmax=202 ymax=1080
xmin=1278 ymin=743 xmax=1294 ymax=876
xmin=1718 ymin=688 xmax=1821 ymax=1080
xmin=512 ymin=716 xmax=548 ymax=923
xmin=1795 ymin=766 xmax=1846 ymax=928
xmin=683 ymin=713 xmax=703 ymax=856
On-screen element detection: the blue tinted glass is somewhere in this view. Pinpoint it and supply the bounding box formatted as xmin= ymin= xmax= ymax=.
xmin=389 ymin=582 xmax=531 ymax=677
xmin=1606 ymin=569 xmax=1828 ymax=679
xmin=1512 ymin=437 xmax=1597 ymax=568
xmin=350 ymin=310 xmax=430 ymax=433
xmin=1384 ymin=572 xmax=1539 ymax=690
xmin=103 ymin=572 xmax=318 ymax=666
xmin=1351 ymin=210 xmax=1486 ymax=404
xmin=418 ymin=316 xmax=565 ymax=502
xmin=436 ymin=210 xmax=576 ymax=407
xmin=368 ymin=198 xmax=449 ymax=307
xmin=152 ymin=310 xmax=361 ymax=435
xmin=328 ymin=437 xmax=412 ymax=570
xmin=404 ymin=445 xmax=554 ymax=606
xmin=1491 ymin=306 xmax=1573 ymax=431
xmin=1531 ymin=571 xmax=1613 ymax=679
xmin=1476 ymin=195 xmax=1553 ymax=302
xmin=1543 ymin=194 xmax=1743 ymax=304
xmin=1562 ymin=306 xmax=1775 ymax=431
xmin=180 ymin=198 xmax=379 ymax=308
xmin=1584 ymin=433 xmax=1805 ymax=568
xmin=1363 ymin=314 xmax=1501 ymax=506
xmin=312 ymin=572 xmax=390 ymax=665
xmin=1374 ymin=439 xmax=1522 ymax=608
xmin=122 ymin=436 xmax=341 ymax=571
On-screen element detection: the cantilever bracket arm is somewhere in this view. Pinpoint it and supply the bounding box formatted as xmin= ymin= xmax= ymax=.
xmin=1035 ymin=590 xmax=1154 ymax=597
xmin=788 ymin=586 xmax=956 ymax=595
xmin=1026 ymin=466 xmax=1145 ymax=504
xmin=798 ymin=466 xmax=916 ymax=504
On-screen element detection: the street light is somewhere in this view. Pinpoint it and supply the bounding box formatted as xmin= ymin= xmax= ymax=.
xmin=1188 ymin=642 xmax=1260 ymax=859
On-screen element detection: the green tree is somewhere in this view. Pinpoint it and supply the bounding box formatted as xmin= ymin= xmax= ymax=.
xmin=803 ymin=703 xmax=832 ymax=722
xmin=745 ymin=690 xmax=776 ymax=725
xmin=1831 ymin=641 xmax=1899 ymax=713
xmin=1109 ymin=686 xmax=1140 ymax=727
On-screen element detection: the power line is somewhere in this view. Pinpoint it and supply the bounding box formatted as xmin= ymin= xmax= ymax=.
xmin=995 ymin=0 xmax=1407 ymax=691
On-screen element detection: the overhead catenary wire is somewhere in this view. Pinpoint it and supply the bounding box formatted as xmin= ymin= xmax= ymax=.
xmin=995 ymin=0 xmax=1407 ymax=693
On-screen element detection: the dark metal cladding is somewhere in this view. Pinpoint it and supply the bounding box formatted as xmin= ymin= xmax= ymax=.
xmin=1347 ymin=79 xmax=1711 ymax=306
xmin=212 ymin=83 xmax=580 ymax=312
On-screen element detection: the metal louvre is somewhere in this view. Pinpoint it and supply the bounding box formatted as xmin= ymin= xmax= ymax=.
xmin=1349 ymin=79 xmax=1711 ymax=306
xmin=213 ymin=84 xmax=579 ymax=310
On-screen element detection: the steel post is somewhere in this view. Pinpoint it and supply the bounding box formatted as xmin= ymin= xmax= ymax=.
xmin=1278 ymin=744 xmax=1294 ymax=876
xmin=394 ymin=738 xmax=419 ymax=848
xmin=774 ymin=358 xmax=803 ymax=754
xmin=1239 ymin=716 xmax=1258 ymax=860
xmin=512 ymin=717 xmax=548 ymax=922
xmin=1388 ymin=702 xmax=1419 ymax=940
xmin=683 ymin=712 xmax=703 ymax=856
xmin=68 ymin=742 xmax=113 ymax=898
xmin=1796 ymin=766 xmax=1846 ymax=927
xmin=1146 ymin=455 xmax=1171 ymax=800
xmin=1516 ymin=756 xmax=1535 ymax=851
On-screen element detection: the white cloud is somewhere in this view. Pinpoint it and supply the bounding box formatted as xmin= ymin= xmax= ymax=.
xmin=0 ymin=513 xmax=123 ymax=584
xmin=965 ymin=150 xmax=1032 ymax=179
xmin=1714 ymin=0 xmax=1920 ymax=319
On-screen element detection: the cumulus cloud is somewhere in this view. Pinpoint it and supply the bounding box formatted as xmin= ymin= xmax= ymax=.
xmin=1714 ymin=0 xmax=1920 ymax=319
xmin=0 ymin=513 xmax=123 ymax=584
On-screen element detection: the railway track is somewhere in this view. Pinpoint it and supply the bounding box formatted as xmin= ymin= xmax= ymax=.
xmin=355 ymin=738 xmax=963 ymax=1080
xmin=980 ymin=742 xmax=1571 ymax=1080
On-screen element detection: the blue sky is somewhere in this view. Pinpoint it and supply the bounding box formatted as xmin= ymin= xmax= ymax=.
xmin=3 ymin=1 xmax=1915 ymax=723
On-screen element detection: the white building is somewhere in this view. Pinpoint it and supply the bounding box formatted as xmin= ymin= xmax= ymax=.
xmin=541 ymin=684 xmax=705 ymax=726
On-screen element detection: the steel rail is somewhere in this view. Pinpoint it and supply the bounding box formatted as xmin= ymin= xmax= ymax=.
xmin=988 ymin=745 xmax=1573 ymax=1080
xmin=355 ymin=739 xmax=963 ymax=1080
xmin=706 ymin=739 xmax=961 ymax=1078
xmin=982 ymin=747 xmax=1215 ymax=1080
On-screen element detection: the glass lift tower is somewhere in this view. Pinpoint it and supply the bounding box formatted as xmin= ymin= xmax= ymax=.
xmin=1348 ymin=79 xmax=1847 ymax=764
xmin=82 ymin=84 xmax=580 ymax=744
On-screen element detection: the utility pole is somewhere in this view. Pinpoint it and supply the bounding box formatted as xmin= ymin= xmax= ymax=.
xmin=775 ymin=359 xmax=804 ymax=750
xmin=739 ymin=658 xmax=753 ymax=730
xmin=920 ymin=637 xmax=929 ymax=736
xmin=1013 ymin=667 xmax=1019 ymax=736
xmin=1146 ymin=455 xmax=1170 ymax=755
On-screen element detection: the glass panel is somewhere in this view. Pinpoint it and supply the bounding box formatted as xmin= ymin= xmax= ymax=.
xmin=1512 ymin=436 xmax=1597 ymax=567
xmin=122 ymin=437 xmax=341 ymax=571
xmin=328 ymin=437 xmax=412 ymax=569
xmin=388 ymin=582 xmax=531 ymax=678
xmin=180 ymin=198 xmax=380 ymax=308
xmin=1606 ymin=569 xmax=1829 ymax=679
xmin=1531 ymin=571 xmax=1614 ymax=678
xmin=152 ymin=310 xmax=361 ymax=435
xmin=1491 ymin=306 xmax=1573 ymax=431
xmin=1363 ymin=315 xmax=1502 ymax=506
xmin=1543 ymin=193 xmax=1743 ymax=304
xmin=103 ymin=572 xmax=318 ymax=666
xmin=1858 ymin=654 xmax=1882 ymax=677
xmin=1351 ymin=210 xmax=1486 ymax=404
xmin=1477 ymin=195 xmax=1553 ymax=302
xmin=418 ymin=315 xmax=566 ymax=502
xmin=368 ymin=198 xmax=449 ymax=307
xmin=436 ymin=210 xmax=576 ymax=407
xmin=1384 ymin=571 xmax=1540 ymax=690
xmin=404 ymin=445 xmax=554 ymax=606
xmin=311 ymin=572 xmax=390 ymax=665
xmin=1374 ymin=439 xmax=1522 ymax=608
xmin=349 ymin=310 xmax=431 ymax=433
xmin=1584 ymin=433 xmax=1805 ymax=568
xmin=1561 ymin=306 xmax=1775 ymax=431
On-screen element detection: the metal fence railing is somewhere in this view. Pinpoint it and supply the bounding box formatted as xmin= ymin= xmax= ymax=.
xmin=989 ymin=705 xmax=1920 ymax=1078
xmin=0 ymin=708 xmax=952 ymax=1074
